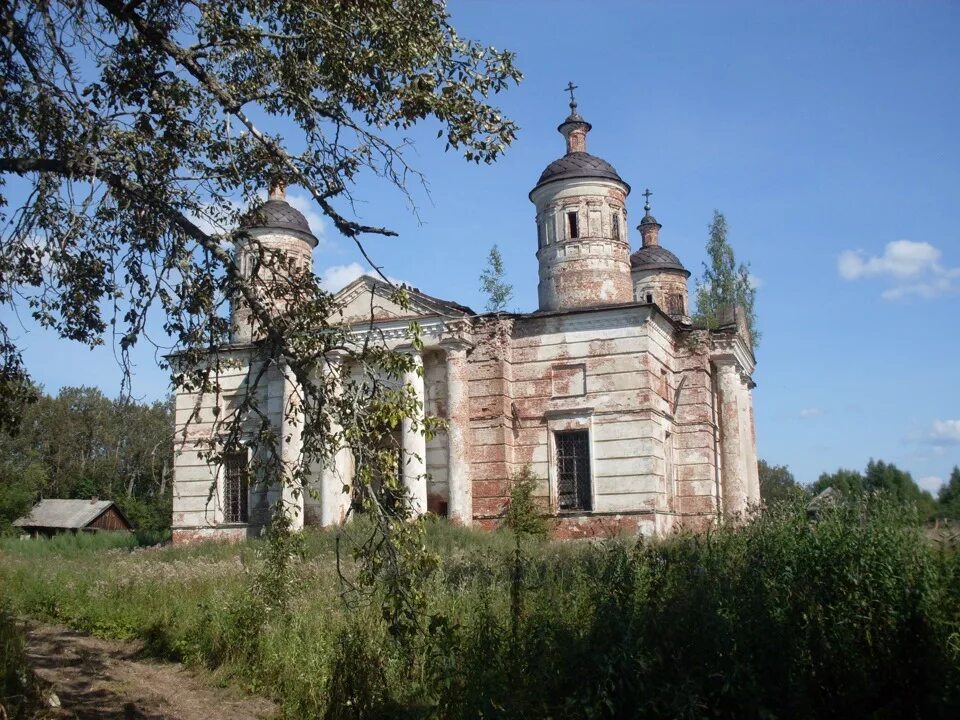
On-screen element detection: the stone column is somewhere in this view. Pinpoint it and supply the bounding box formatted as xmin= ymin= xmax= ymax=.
xmin=319 ymin=355 xmax=352 ymax=526
xmin=444 ymin=343 xmax=471 ymax=524
xmin=742 ymin=384 xmax=760 ymax=506
xmin=402 ymin=351 xmax=428 ymax=516
xmin=280 ymin=361 xmax=305 ymax=531
xmin=716 ymin=361 xmax=747 ymax=520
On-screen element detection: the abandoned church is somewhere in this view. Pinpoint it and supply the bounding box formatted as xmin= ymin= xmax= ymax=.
xmin=171 ymin=98 xmax=760 ymax=543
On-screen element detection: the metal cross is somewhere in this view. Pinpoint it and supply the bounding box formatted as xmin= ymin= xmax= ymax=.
xmin=642 ymin=188 xmax=653 ymax=211
xmin=565 ymin=81 xmax=578 ymax=106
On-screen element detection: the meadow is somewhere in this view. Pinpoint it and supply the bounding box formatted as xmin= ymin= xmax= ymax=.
xmin=2 ymin=499 xmax=959 ymax=719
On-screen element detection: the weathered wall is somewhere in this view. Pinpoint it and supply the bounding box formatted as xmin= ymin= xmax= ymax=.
xmin=171 ymin=351 xmax=278 ymax=534
xmin=231 ymin=227 xmax=315 ymax=344
xmin=632 ymin=268 xmax=690 ymax=321
xmin=531 ymin=179 xmax=633 ymax=311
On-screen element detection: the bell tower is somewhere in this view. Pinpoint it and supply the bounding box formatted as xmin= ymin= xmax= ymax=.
xmin=529 ymin=85 xmax=633 ymax=312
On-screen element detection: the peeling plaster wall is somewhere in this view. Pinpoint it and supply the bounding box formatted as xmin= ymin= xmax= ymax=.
xmin=632 ymin=268 xmax=690 ymax=321
xmin=465 ymin=307 xmax=722 ymax=531
xmin=171 ymin=351 xmax=278 ymax=533
xmin=532 ymin=179 xmax=633 ymax=311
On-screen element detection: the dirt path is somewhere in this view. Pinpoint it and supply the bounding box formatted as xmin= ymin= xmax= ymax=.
xmin=23 ymin=624 xmax=276 ymax=720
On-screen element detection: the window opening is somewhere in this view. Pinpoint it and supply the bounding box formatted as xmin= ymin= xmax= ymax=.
xmin=223 ymin=450 xmax=249 ymax=523
xmin=567 ymin=211 xmax=579 ymax=239
xmin=646 ymin=293 xmax=653 ymax=304
xmin=611 ymin=212 xmax=620 ymax=240
xmin=668 ymin=293 xmax=685 ymax=315
xmin=555 ymin=430 xmax=592 ymax=511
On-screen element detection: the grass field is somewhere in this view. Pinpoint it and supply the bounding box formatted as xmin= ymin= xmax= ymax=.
xmin=2 ymin=500 xmax=959 ymax=719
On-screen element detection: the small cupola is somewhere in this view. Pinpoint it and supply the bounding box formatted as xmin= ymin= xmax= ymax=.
xmin=630 ymin=190 xmax=691 ymax=322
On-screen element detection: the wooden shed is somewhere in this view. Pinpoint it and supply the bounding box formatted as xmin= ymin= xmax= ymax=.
xmin=13 ymin=499 xmax=133 ymax=536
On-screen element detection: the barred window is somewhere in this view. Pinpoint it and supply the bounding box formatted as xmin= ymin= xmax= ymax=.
xmin=223 ymin=450 xmax=249 ymax=523
xmin=567 ymin=211 xmax=579 ymax=239
xmin=555 ymin=430 xmax=592 ymax=511
xmin=611 ymin=212 xmax=620 ymax=240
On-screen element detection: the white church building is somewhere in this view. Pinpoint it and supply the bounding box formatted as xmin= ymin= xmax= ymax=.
xmin=171 ymin=99 xmax=759 ymax=543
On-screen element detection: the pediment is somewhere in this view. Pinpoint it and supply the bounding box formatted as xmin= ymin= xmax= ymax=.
xmin=333 ymin=275 xmax=475 ymax=325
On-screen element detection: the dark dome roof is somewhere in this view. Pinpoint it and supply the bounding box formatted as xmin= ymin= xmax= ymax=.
xmin=631 ymin=245 xmax=689 ymax=275
xmin=534 ymin=152 xmax=628 ymax=191
xmin=241 ymin=199 xmax=317 ymax=246
xmin=639 ymin=213 xmax=660 ymax=226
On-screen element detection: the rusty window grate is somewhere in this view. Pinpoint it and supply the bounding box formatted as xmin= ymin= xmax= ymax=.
xmin=223 ymin=450 xmax=249 ymax=523
xmin=555 ymin=430 xmax=592 ymax=511
xmin=567 ymin=211 xmax=579 ymax=239
xmin=611 ymin=212 xmax=620 ymax=240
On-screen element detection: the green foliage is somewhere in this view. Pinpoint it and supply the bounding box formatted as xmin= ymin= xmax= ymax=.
xmin=693 ymin=210 xmax=760 ymax=347
xmin=479 ymin=244 xmax=514 ymax=312
xmin=758 ymin=459 xmax=807 ymax=506
xmin=3 ymin=511 xmax=960 ymax=718
xmin=1 ymin=605 xmax=44 ymax=720
xmin=0 ymin=386 xmax=172 ymax=534
xmin=813 ymin=459 xmax=938 ymax=521
xmin=502 ymin=465 xmax=549 ymax=538
xmin=938 ymin=466 xmax=960 ymax=520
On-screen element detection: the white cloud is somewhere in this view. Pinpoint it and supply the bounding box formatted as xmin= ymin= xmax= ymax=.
xmin=318 ymin=262 xmax=406 ymax=293
xmin=918 ymin=476 xmax=944 ymax=494
xmin=929 ymin=419 xmax=960 ymax=445
xmin=748 ymin=273 xmax=763 ymax=290
xmin=837 ymin=240 xmax=959 ymax=299
xmin=799 ymin=407 xmax=823 ymax=418
xmin=286 ymin=191 xmax=327 ymax=244
xmin=319 ymin=262 xmax=367 ymax=292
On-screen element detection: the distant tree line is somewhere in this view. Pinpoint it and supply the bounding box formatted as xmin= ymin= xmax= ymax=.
xmin=0 ymin=387 xmax=173 ymax=534
xmin=760 ymin=458 xmax=960 ymax=522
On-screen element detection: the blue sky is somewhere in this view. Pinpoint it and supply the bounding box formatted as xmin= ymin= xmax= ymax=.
xmin=5 ymin=1 xmax=959 ymax=490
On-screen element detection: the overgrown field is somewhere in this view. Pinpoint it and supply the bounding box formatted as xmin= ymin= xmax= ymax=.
xmin=2 ymin=500 xmax=960 ymax=719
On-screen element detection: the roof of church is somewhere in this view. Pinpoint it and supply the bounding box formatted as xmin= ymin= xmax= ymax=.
xmin=630 ymin=245 xmax=690 ymax=275
xmin=241 ymin=198 xmax=318 ymax=246
xmin=534 ymin=152 xmax=627 ymax=190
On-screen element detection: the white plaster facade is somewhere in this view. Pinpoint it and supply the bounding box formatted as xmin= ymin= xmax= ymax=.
xmin=171 ymin=104 xmax=759 ymax=542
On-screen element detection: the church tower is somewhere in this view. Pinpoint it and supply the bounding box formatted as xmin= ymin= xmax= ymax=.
xmin=529 ymin=87 xmax=633 ymax=312
xmin=630 ymin=192 xmax=691 ymax=322
xmin=231 ymin=182 xmax=319 ymax=343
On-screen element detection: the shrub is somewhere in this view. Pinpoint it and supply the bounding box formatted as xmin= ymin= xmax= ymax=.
xmin=502 ymin=465 xmax=550 ymax=539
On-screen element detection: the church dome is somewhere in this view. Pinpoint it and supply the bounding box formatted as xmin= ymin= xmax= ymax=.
xmin=534 ymin=152 xmax=628 ymax=192
xmin=241 ymin=197 xmax=317 ymax=246
xmin=630 ymin=245 xmax=689 ymax=275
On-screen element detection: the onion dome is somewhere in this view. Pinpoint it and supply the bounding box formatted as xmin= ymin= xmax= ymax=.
xmin=630 ymin=245 xmax=690 ymax=276
xmin=536 ymin=152 xmax=626 ymax=188
xmin=240 ymin=183 xmax=318 ymax=247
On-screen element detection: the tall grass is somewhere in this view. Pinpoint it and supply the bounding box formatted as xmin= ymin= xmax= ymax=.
xmin=1 ymin=497 xmax=958 ymax=718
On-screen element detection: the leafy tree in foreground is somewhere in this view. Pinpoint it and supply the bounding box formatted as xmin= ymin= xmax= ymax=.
xmin=758 ymin=459 xmax=806 ymax=506
xmin=479 ymin=243 xmax=513 ymax=312
xmin=0 ymin=0 xmax=521 ymax=630
xmin=693 ymin=210 xmax=760 ymax=347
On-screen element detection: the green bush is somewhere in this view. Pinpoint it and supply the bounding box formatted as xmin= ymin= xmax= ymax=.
xmin=502 ymin=464 xmax=550 ymax=539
